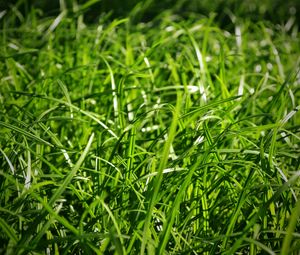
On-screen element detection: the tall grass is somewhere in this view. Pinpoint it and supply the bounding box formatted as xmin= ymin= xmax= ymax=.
xmin=0 ymin=1 xmax=299 ymax=254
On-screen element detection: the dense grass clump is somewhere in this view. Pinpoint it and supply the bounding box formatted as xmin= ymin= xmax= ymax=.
xmin=0 ymin=1 xmax=299 ymax=254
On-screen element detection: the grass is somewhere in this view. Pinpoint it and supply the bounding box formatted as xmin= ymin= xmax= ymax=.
xmin=0 ymin=1 xmax=300 ymax=254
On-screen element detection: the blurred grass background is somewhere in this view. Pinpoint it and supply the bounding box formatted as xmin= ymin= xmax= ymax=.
xmin=1 ymin=0 xmax=300 ymax=25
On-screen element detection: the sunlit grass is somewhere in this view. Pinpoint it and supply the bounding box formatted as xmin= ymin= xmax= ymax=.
xmin=0 ymin=1 xmax=299 ymax=254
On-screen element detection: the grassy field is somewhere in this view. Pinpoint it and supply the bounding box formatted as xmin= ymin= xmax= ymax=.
xmin=0 ymin=0 xmax=300 ymax=254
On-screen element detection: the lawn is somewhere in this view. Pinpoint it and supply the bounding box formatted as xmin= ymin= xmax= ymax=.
xmin=0 ymin=0 xmax=300 ymax=254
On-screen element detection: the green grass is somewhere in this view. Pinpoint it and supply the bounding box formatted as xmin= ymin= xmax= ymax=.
xmin=0 ymin=1 xmax=300 ymax=254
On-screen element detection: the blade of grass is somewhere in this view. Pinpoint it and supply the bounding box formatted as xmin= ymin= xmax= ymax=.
xmin=0 ymin=121 xmax=53 ymax=147
xmin=141 ymin=91 xmax=182 ymax=255
xmin=281 ymin=198 xmax=300 ymax=255
xmin=0 ymin=218 xmax=18 ymax=245
xmin=15 ymin=133 xmax=94 ymax=253
xmin=48 ymin=132 xmax=94 ymax=207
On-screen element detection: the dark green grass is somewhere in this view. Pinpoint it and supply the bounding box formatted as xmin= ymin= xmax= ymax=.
xmin=0 ymin=1 xmax=300 ymax=254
